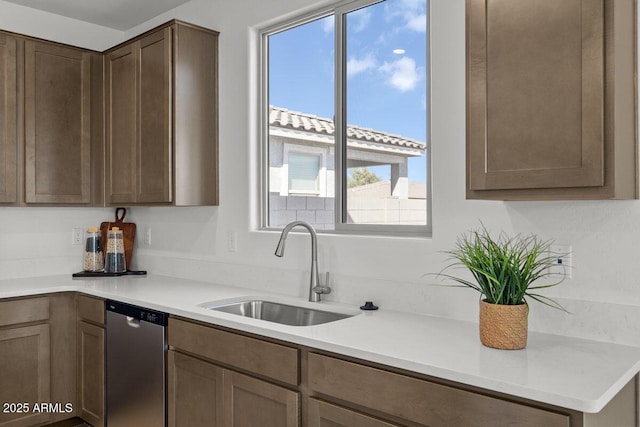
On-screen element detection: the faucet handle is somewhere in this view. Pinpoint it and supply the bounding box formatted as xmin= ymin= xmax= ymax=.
xmin=313 ymin=272 xmax=332 ymax=295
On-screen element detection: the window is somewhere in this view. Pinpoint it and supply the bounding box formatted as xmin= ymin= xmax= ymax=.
xmin=288 ymin=152 xmax=321 ymax=195
xmin=261 ymin=0 xmax=430 ymax=235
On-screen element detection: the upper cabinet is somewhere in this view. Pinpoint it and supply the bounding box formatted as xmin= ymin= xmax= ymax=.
xmin=0 ymin=34 xmax=17 ymax=204
xmin=0 ymin=33 xmax=103 ymax=206
xmin=0 ymin=19 xmax=217 ymax=208
xmin=24 ymin=41 xmax=96 ymax=204
xmin=466 ymin=0 xmax=637 ymax=200
xmin=105 ymin=21 xmax=219 ymax=206
xmin=105 ymin=29 xmax=170 ymax=205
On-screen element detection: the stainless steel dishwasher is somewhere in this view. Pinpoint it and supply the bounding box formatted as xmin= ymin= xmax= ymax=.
xmin=106 ymin=300 xmax=168 ymax=427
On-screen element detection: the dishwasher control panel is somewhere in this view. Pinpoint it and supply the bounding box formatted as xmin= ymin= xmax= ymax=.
xmin=106 ymin=299 xmax=168 ymax=326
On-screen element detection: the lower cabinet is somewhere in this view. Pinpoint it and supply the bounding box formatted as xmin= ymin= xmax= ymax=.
xmin=168 ymin=350 xmax=223 ymax=426
xmin=168 ymin=317 xmax=300 ymax=426
xmin=307 ymin=398 xmax=398 ymax=427
xmin=306 ymin=351 xmax=638 ymax=427
xmin=224 ymin=368 xmax=298 ymax=426
xmin=76 ymin=295 xmax=105 ymax=427
xmin=307 ymin=352 xmax=571 ymax=427
xmin=0 ymin=324 xmax=51 ymax=427
xmin=0 ymin=294 xmax=78 ymax=427
xmin=168 ymin=350 xmax=299 ymax=427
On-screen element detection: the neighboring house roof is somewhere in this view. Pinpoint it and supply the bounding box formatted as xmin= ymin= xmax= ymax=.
xmin=270 ymin=106 xmax=426 ymax=151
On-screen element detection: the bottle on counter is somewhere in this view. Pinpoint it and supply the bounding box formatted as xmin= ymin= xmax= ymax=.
xmin=83 ymin=227 xmax=104 ymax=272
xmin=104 ymin=227 xmax=126 ymax=273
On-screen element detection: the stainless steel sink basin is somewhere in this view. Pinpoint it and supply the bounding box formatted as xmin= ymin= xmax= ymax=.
xmin=205 ymin=300 xmax=353 ymax=326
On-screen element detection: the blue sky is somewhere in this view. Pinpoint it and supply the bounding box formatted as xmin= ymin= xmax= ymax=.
xmin=269 ymin=0 xmax=428 ymax=181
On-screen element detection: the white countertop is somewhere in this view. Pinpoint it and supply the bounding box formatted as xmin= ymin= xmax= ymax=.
xmin=1 ymin=273 xmax=639 ymax=413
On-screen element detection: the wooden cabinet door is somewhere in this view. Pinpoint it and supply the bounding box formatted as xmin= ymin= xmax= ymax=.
xmin=106 ymin=27 xmax=172 ymax=205
xmin=173 ymin=22 xmax=219 ymax=206
xmin=0 ymin=34 xmax=17 ymax=204
xmin=77 ymin=321 xmax=104 ymax=427
xmin=467 ymin=0 xmax=605 ymax=192
xmin=307 ymin=398 xmax=398 ymax=427
xmin=138 ymin=28 xmax=172 ymax=204
xmin=48 ymin=294 xmax=78 ymax=424
xmin=168 ymin=350 xmax=224 ymax=427
xmin=24 ymin=41 xmax=91 ymax=204
xmin=223 ymin=369 xmax=299 ymax=427
xmin=308 ymin=352 xmax=570 ymax=427
xmin=0 ymin=324 xmax=50 ymax=427
xmin=105 ymin=42 xmax=137 ymax=205
xmin=168 ymin=350 xmax=298 ymax=427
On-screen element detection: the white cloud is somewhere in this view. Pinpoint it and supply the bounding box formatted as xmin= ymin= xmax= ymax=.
xmin=400 ymin=0 xmax=425 ymax=10
xmin=379 ymin=57 xmax=421 ymax=92
xmin=321 ymin=16 xmax=334 ymax=33
xmin=347 ymin=54 xmax=376 ymax=77
xmin=405 ymin=13 xmax=427 ymax=32
xmin=349 ymin=9 xmax=372 ymax=32
xmin=386 ymin=0 xmax=427 ymax=33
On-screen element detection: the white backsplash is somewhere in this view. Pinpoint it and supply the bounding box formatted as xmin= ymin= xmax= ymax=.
xmin=135 ymin=245 xmax=640 ymax=348
xmin=0 ymin=208 xmax=114 ymax=275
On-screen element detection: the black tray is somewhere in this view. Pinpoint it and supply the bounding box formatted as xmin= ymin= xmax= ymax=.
xmin=72 ymin=270 xmax=147 ymax=278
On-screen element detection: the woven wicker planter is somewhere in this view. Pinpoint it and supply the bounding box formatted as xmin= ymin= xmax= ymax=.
xmin=479 ymin=300 xmax=529 ymax=350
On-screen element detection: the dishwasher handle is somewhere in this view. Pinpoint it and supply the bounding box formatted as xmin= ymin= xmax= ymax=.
xmin=126 ymin=316 xmax=141 ymax=328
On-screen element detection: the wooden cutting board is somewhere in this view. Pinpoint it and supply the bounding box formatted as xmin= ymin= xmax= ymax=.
xmin=100 ymin=207 xmax=136 ymax=270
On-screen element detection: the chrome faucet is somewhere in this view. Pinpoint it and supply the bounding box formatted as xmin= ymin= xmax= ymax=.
xmin=274 ymin=220 xmax=331 ymax=302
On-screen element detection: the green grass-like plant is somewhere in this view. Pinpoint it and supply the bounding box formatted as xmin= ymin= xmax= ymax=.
xmin=439 ymin=225 xmax=566 ymax=310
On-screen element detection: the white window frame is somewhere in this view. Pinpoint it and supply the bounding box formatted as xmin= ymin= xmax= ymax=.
xmin=259 ymin=0 xmax=432 ymax=236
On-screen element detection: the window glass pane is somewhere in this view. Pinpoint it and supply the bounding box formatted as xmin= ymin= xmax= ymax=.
xmin=289 ymin=152 xmax=320 ymax=193
xmin=267 ymin=16 xmax=335 ymax=229
xmin=264 ymin=0 xmax=429 ymax=232
xmin=344 ymin=0 xmax=428 ymax=226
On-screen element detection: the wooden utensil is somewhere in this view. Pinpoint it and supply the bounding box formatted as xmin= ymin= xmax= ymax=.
xmin=100 ymin=207 xmax=136 ymax=269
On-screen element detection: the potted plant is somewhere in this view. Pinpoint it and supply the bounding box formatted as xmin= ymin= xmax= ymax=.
xmin=439 ymin=225 xmax=566 ymax=350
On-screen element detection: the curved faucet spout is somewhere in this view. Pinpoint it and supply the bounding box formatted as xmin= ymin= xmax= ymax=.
xmin=274 ymin=220 xmax=324 ymax=302
xmin=275 ymin=220 xmax=317 ymax=258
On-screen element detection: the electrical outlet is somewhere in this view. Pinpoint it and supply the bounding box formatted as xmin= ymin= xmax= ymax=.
xmin=72 ymin=228 xmax=83 ymax=245
xmin=227 ymin=231 xmax=237 ymax=252
xmin=144 ymin=227 xmax=152 ymax=247
xmin=549 ymin=245 xmax=572 ymax=279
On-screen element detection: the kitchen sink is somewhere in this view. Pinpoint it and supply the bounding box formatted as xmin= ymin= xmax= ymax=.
xmin=202 ymin=299 xmax=353 ymax=326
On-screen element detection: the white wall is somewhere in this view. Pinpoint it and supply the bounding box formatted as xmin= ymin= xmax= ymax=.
xmin=0 ymin=207 xmax=115 ymax=276
xmin=3 ymin=0 xmax=640 ymax=346
xmin=0 ymin=0 xmax=122 ymax=49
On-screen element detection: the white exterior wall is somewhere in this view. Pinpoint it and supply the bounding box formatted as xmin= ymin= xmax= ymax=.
xmin=2 ymin=0 xmax=640 ymax=346
xmin=270 ymin=134 xmax=336 ymax=198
